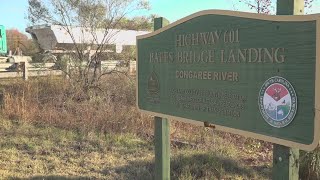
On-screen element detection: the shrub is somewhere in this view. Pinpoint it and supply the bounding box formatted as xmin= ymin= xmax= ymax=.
xmin=300 ymin=147 xmax=320 ymax=179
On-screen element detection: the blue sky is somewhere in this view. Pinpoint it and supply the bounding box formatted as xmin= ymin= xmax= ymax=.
xmin=1 ymin=0 xmax=29 ymax=31
xmin=1 ymin=0 xmax=320 ymax=33
xmin=135 ymin=0 xmax=238 ymax=20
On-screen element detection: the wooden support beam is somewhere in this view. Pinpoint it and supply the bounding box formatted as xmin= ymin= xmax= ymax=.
xmin=277 ymin=0 xmax=304 ymax=15
xmin=154 ymin=17 xmax=170 ymax=180
xmin=273 ymin=144 xmax=299 ymax=180
xmin=155 ymin=116 xmax=170 ymax=180
xmin=273 ymin=0 xmax=303 ymax=179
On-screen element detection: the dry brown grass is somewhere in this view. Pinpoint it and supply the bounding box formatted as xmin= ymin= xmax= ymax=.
xmin=3 ymin=75 xmax=320 ymax=179
xmin=0 ymin=75 xmax=273 ymax=162
xmin=1 ymin=75 xmax=153 ymax=136
xmin=0 ymin=75 xmax=219 ymax=142
xmin=0 ymin=75 xmax=276 ymax=179
xmin=0 ymin=75 xmax=270 ymax=149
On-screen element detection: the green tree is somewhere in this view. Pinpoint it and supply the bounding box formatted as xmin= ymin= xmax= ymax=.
xmin=115 ymin=15 xmax=154 ymax=31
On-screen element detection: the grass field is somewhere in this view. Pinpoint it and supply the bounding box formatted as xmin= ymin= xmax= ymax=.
xmin=0 ymin=118 xmax=272 ymax=179
xmin=1 ymin=76 xmax=318 ymax=179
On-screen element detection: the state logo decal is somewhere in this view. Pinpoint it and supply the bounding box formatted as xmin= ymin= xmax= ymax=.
xmin=147 ymin=69 xmax=160 ymax=96
xmin=258 ymin=76 xmax=297 ymax=128
xmin=146 ymin=67 xmax=160 ymax=104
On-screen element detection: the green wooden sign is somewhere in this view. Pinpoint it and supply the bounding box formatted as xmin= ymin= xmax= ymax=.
xmin=137 ymin=10 xmax=320 ymax=151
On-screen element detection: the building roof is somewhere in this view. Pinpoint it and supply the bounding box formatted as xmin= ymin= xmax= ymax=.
xmin=26 ymin=25 xmax=150 ymax=51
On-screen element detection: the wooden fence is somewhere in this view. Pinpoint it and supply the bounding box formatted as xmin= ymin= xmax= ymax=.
xmin=101 ymin=60 xmax=136 ymax=75
xmin=0 ymin=62 xmax=62 ymax=80
xmin=0 ymin=60 xmax=136 ymax=80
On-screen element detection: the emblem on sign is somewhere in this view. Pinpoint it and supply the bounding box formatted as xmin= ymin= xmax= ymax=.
xmin=146 ymin=68 xmax=160 ymax=104
xmin=258 ymin=76 xmax=297 ymax=128
xmin=147 ymin=69 xmax=160 ymax=96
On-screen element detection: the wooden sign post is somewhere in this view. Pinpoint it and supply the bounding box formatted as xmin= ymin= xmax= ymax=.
xmin=273 ymin=0 xmax=304 ymax=179
xmin=137 ymin=1 xmax=320 ymax=179
xmin=153 ymin=17 xmax=170 ymax=180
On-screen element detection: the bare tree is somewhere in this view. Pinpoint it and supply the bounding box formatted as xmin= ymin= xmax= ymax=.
xmin=6 ymin=29 xmax=40 ymax=56
xmin=28 ymin=0 xmax=149 ymax=96
xmin=235 ymin=0 xmax=315 ymax=14
xmin=239 ymin=0 xmax=273 ymax=14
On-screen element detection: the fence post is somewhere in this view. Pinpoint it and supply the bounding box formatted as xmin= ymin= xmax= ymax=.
xmin=22 ymin=61 xmax=28 ymax=80
xmin=154 ymin=17 xmax=170 ymax=180
xmin=65 ymin=62 xmax=70 ymax=79
xmin=272 ymin=0 xmax=304 ymax=179
xmin=129 ymin=60 xmax=136 ymax=76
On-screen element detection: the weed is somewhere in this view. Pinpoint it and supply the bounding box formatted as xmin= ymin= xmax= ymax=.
xmin=300 ymin=147 xmax=320 ymax=179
